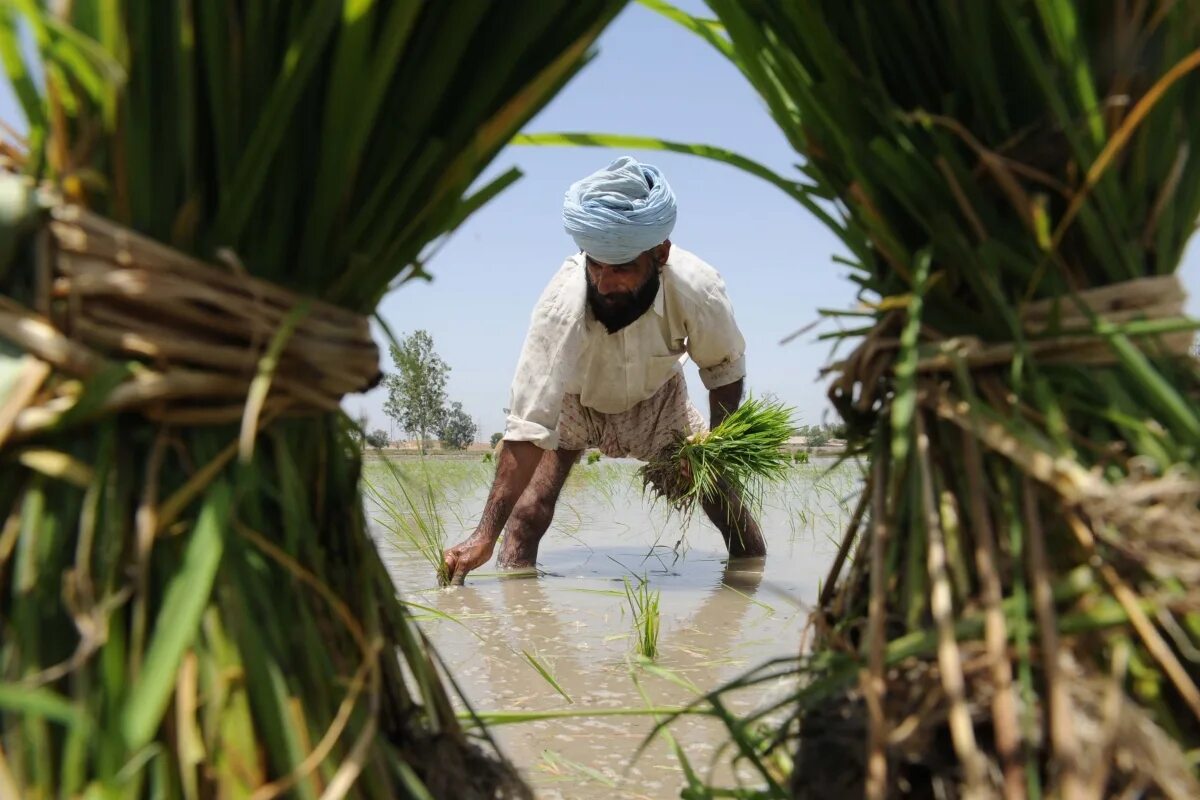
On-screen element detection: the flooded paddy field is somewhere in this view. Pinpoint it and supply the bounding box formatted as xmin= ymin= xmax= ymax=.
xmin=364 ymin=455 xmax=860 ymax=799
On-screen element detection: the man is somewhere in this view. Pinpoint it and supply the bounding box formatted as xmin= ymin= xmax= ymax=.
xmin=443 ymin=156 xmax=765 ymax=584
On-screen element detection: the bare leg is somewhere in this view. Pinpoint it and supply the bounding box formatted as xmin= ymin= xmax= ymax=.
xmin=701 ymin=478 xmax=767 ymax=558
xmin=496 ymin=448 xmax=581 ymax=568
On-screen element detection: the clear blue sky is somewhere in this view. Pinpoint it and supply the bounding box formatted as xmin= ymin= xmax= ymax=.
xmin=4 ymin=2 xmax=1198 ymax=440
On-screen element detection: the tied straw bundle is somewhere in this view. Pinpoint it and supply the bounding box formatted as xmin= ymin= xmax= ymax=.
xmin=0 ymin=2 xmax=624 ymax=799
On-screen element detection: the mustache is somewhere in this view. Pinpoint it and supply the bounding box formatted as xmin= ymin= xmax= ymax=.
xmin=585 ymin=269 xmax=660 ymax=334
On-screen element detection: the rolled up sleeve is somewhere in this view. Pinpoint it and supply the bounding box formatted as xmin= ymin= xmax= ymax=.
xmin=687 ymin=280 xmax=747 ymax=390
xmin=504 ymin=268 xmax=586 ymax=450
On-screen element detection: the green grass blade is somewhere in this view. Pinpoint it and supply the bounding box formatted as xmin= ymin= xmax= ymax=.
xmin=121 ymin=480 xmax=230 ymax=750
xmin=636 ymin=0 xmax=735 ymax=61
xmin=521 ymin=650 xmax=573 ymax=704
xmin=210 ymin=3 xmax=340 ymax=245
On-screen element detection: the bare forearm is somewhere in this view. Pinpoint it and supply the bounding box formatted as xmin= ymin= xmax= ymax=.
xmin=475 ymin=440 xmax=542 ymax=541
xmin=709 ymin=378 xmax=744 ymax=429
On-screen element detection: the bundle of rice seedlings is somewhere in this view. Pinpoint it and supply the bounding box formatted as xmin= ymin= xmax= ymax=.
xmin=0 ymin=2 xmax=623 ymax=798
xmin=566 ymin=1 xmax=1200 ymax=797
xmin=641 ymin=396 xmax=795 ymax=515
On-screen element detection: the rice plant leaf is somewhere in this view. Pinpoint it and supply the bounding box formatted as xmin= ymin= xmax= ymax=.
xmin=0 ymin=684 xmax=89 ymax=728
xmin=14 ymin=477 xmax=44 ymax=594
xmin=538 ymin=750 xmax=616 ymax=788
xmin=636 ymin=0 xmax=735 ymax=62
xmin=887 ymin=250 xmax=931 ymax=474
xmin=16 ymin=448 xmax=94 ymax=488
xmin=514 ymin=131 xmax=811 ymax=208
xmin=521 ymin=650 xmax=573 ymax=704
xmin=462 ymin=706 xmax=694 ymax=727
xmin=0 ymin=4 xmax=46 ymax=161
xmin=211 ymin=3 xmax=341 ymax=243
xmin=303 ymin=0 xmax=423 ymax=269
xmin=634 ymin=660 xmax=701 ymax=694
xmin=238 ymin=300 xmax=310 ymax=463
xmin=435 ymin=166 xmax=522 ymax=242
xmin=394 ymin=762 xmax=437 ymax=800
xmin=35 ymin=7 xmax=125 ymax=105
xmin=1105 ymin=331 xmax=1200 ymax=441
xmin=50 ymin=363 xmax=134 ymax=431
xmin=122 ymin=480 xmax=230 ymax=750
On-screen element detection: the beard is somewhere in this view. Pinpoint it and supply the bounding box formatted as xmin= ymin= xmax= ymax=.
xmin=586 ymin=268 xmax=661 ymax=334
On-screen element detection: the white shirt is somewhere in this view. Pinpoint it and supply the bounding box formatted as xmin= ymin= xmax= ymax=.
xmin=504 ymin=246 xmax=747 ymax=450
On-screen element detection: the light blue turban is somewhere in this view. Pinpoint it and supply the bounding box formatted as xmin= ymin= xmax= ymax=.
xmin=562 ymin=156 xmax=677 ymax=263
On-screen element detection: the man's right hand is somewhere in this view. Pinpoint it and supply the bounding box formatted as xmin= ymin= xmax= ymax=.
xmin=442 ymin=533 xmax=496 ymax=586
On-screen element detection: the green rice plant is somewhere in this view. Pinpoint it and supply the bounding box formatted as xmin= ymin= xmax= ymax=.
xmin=565 ymin=459 xmax=633 ymax=509
xmin=520 ymin=650 xmax=573 ymax=705
xmin=364 ymin=459 xmax=450 ymax=586
xmin=462 ymin=705 xmax=699 ymax=728
xmin=641 ymin=397 xmax=795 ymax=516
xmin=624 ymin=576 xmax=662 ymax=660
xmin=536 ymin=750 xmax=616 ymax=789
xmin=0 ymin=2 xmax=624 ymax=798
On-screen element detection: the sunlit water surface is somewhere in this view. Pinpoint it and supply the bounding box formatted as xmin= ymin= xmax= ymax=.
xmin=367 ymin=457 xmax=858 ymax=799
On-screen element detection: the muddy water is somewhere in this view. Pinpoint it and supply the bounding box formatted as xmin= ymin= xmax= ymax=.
xmin=369 ymin=458 xmax=858 ymax=799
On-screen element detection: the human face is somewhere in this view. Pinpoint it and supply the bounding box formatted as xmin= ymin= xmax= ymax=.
xmin=584 ymin=250 xmax=661 ymax=333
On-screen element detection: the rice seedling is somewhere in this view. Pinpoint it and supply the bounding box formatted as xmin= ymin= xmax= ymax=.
xmin=626 ymin=654 xmax=795 ymax=799
xmin=629 ymin=657 xmax=702 ymax=695
xmin=566 ymin=587 xmax=627 ymax=598
xmin=641 ymin=397 xmax=795 ymax=517
xmin=0 ymin=2 xmax=625 ymax=797
xmin=723 ymin=582 xmax=776 ymax=617
xmin=364 ymin=459 xmax=450 ymax=586
xmin=520 ymin=649 xmax=573 ymax=705
xmin=461 ymin=705 xmax=700 ymax=728
xmin=566 ymin=459 xmax=633 ymax=510
xmin=624 ymin=576 xmax=662 ymax=660
xmin=573 ymin=2 xmax=1200 ymax=796
xmin=536 ymin=750 xmax=617 ymax=789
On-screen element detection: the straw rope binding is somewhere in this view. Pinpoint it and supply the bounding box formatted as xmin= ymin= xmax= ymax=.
xmin=0 ymin=194 xmax=380 ymax=441
xmin=829 ymin=274 xmax=1194 ymax=418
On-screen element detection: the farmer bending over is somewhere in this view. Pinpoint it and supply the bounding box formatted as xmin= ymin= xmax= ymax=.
xmin=443 ymin=156 xmax=765 ymax=585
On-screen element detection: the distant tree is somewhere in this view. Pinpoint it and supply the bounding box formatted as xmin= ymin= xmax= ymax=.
xmin=365 ymin=429 xmax=390 ymax=449
xmin=489 ymin=431 xmax=504 ymax=448
xmin=383 ymin=330 xmax=449 ymax=454
xmin=350 ymin=412 xmax=369 ymax=445
xmin=438 ymin=402 xmax=477 ymax=450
